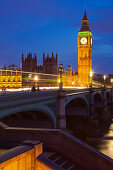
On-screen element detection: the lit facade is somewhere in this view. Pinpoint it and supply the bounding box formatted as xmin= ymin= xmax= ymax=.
xmin=58 ymin=65 xmax=78 ymax=87
xmin=78 ymin=7 xmax=92 ymax=86
xmin=21 ymin=52 xmax=58 ymax=87
xmin=0 ymin=69 xmax=22 ymax=88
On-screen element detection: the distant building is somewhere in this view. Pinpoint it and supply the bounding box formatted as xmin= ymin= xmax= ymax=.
xmin=58 ymin=64 xmax=78 ymax=87
xmin=21 ymin=52 xmax=57 ymax=74
xmin=21 ymin=52 xmax=38 ymax=72
xmin=78 ymin=6 xmax=92 ymax=86
xmin=21 ymin=52 xmax=58 ymax=87
xmin=43 ymin=52 xmax=58 ymax=86
xmin=0 ymin=67 xmax=22 ymax=88
xmin=19 ymin=7 xmax=94 ymax=88
xmin=7 ymin=64 xmax=19 ymax=71
xmin=43 ymin=52 xmax=57 ymax=74
xmin=20 ymin=51 xmax=78 ymax=87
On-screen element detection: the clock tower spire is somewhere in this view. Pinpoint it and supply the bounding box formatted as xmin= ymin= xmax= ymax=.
xmin=79 ymin=5 xmax=91 ymax=32
xmin=78 ymin=6 xmax=93 ymax=86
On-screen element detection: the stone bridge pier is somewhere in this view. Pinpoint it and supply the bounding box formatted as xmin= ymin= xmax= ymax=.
xmin=56 ymin=88 xmax=113 ymax=129
xmin=0 ymin=87 xmax=112 ymax=130
xmin=89 ymin=88 xmax=95 ymax=116
xmin=57 ymin=90 xmax=66 ymax=129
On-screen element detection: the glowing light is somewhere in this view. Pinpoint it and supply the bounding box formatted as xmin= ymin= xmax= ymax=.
xmin=111 ymin=79 xmax=113 ymax=83
xmin=103 ymin=74 xmax=107 ymax=81
xmin=58 ymin=79 xmax=60 ymax=83
xmin=89 ymin=71 xmax=93 ymax=78
xmin=78 ymin=31 xmax=92 ymax=36
xmin=72 ymin=81 xmax=74 ymax=85
xmin=4 ymin=87 xmax=31 ymax=92
xmin=0 ymin=86 xmax=87 ymax=93
xmin=34 ymin=76 xmax=38 ymax=81
xmin=28 ymin=74 xmax=31 ymax=78
xmin=40 ymin=86 xmax=86 ymax=90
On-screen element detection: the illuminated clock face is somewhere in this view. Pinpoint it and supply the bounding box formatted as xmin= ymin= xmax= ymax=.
xmin=91 ymin=37 xmax=92 ymax=45
xmin=80 ymin=37 xmax=87 ymax=44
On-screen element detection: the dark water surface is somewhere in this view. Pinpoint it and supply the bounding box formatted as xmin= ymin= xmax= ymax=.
xmin=86 ymin=120 xmax=113 ymax=159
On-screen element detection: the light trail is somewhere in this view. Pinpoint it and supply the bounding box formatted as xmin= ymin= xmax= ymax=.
xmin=0 ymin=86 xmax=87 ymax=93
xmin=0 ymin=69 xmax=77 ymax=78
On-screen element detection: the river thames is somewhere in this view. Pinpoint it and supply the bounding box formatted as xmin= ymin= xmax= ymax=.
xmin=86 ymin=120 xmax=113 ymax=159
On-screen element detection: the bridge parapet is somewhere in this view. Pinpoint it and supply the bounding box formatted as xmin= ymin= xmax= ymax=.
xmin=0 ymin=140 xmax=43 ymax=170
xmin=0 ymin=128 xmax=113 ymax=170
xmin=0 ymin=88 xmax=112 ymax=129
xmin=57 ymin=90 xmax=66 ymax=129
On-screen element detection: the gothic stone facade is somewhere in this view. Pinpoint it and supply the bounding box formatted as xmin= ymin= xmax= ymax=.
xmin=21 ymin=52 xmax=58 ymax=87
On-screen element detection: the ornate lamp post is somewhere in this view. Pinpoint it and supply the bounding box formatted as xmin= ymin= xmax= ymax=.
xmin=28 ymin=74 xmax=32 ymax=87
xmin=59 ymin=62 xmax=64 ymax=91
xmin=111 ymin=78 xmax=113 ymax=87
xmin=103 ymin=74 xmax=106 ymax=87
xmin=72 ymin=81 xmax=75 ymax=87
xmin=34 ymin=75 xmax=38 ymax=88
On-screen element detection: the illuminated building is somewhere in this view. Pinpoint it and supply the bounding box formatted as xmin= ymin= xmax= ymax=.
xmin=58 ymin=65 xmax=78 ymax=87
xmin=78 ymin=6 xmax=92 ymax=86
xmin=0 ymin=66 xmax=22 ymax=88
xmin=21 ymin=52 xmax=58 ymax=87
xmin=20 ymin=6 xmax=93 ymax=88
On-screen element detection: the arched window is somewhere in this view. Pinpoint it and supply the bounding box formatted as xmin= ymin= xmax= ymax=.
xmin=13 ymin=77 xmax=15 ymax=82
xmin=3 ymin=77 xmax=5 ymax=82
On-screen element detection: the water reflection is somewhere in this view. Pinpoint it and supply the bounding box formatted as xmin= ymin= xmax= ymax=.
xmin=87 ymin=121 xmax=113 ymax=159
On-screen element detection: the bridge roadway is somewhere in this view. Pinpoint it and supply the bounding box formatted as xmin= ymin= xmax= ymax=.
xmin=0 ymin=87 xmax=112 ymax=128
xmin=0 ymin=88 xmax=89 ymax=111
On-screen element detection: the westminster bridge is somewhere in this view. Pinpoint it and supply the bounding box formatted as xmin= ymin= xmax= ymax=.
xmin=0 ymin=87 xmax=112 ymax=129
xmin=0 ymin=87 xmax=113 ymax=170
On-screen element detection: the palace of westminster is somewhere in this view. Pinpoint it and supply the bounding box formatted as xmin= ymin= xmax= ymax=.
xmin=0 ymin=7 xmax=92 ymax=88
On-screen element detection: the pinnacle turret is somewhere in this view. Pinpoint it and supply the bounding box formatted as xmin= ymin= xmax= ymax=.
xmin=79 ymin=6 xmax=91 ymax=32
xmin=82 ymin=5 xmax=88 ymax=20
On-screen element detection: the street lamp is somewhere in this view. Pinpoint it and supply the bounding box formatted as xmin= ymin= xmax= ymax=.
xmin=89 ymin=71 xmax=93 ymax=88
xmin=103 ymin=74 xmax=106 ymax=87
xmin=59 ymin=62 xmax=64 ymax=90
xmin=58 ymin=79 xmax=60 ymax=83
xmin=35 ymin=75 xmax=38 ymax=81
xmin=34 ymin=75 xmax=38 ymax=88
xmin=111 ymin=78 xmax=113 ymax=87
xmin=72 ymin=81 xmax=74 ymax=86
xmin=28 ymin=74 xmax=31 ymax=78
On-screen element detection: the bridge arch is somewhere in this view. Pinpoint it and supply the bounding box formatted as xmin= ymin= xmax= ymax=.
xmin=65 ymin=95 xmax=89 ymax=116
xmin=0 ymin=104 xmax=56 ymax=128
xmin=106 ymin=91 xmax=110 ymax=99
xmin=106 ymin=91 xmax=111 ymax=104
xmin=65 ymin=95 xmax=89 ymax=136
xmin=94 ymin=92 xmax=103 ymax=105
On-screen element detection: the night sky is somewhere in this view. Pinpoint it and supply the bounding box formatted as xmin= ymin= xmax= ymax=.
xmin=0 ymin=0 xmax=113 ymax=74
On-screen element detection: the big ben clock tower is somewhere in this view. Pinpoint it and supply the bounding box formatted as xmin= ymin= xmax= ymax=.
xmin=78 ymin=6 xmax=92 ymax=86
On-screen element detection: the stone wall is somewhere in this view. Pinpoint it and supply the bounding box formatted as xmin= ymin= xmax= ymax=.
xmin=0 ymin=128 xmax=113 ymax=170
xmin=0 ymin=140 xmax=53 ymax=170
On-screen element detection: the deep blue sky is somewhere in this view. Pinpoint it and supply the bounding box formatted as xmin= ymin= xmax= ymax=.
xmin=0 ymin=0 xmax=113 ymax=74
